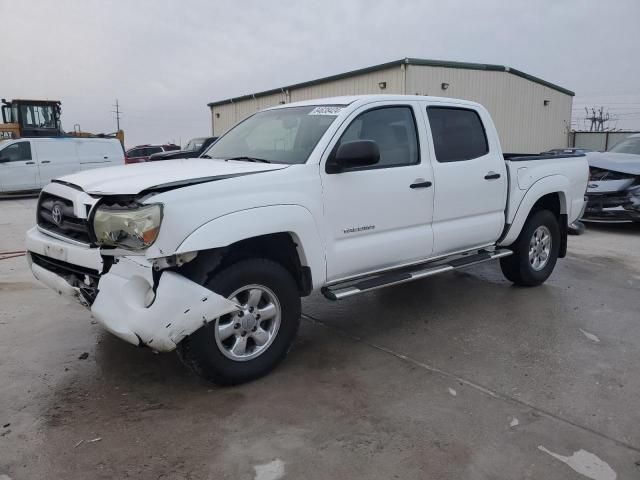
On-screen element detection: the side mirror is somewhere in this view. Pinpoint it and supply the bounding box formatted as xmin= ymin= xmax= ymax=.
xmin=327 ymin=140 xmax=380 ymax=173
xmin=0 ymin=156 xmax=9 ymax=163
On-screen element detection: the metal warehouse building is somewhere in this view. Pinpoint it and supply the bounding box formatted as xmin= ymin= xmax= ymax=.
xmin=208 ymin=58 xmax=574 ymax=153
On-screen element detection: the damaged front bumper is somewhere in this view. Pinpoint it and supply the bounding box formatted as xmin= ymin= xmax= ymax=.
xmin=26 ymin=227 xmax=238 ymax=352
xmin=583 ymin=193 xmax=640 ymax=223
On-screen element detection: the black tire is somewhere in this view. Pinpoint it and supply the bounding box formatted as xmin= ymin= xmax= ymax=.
xmin=177 ymin=258 xmax=301 ymax=385
xmin=500 ymin=209 xmax=560 ymax=287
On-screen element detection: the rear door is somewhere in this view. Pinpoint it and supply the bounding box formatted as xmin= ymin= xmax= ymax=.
xmin=77 ymin=140 xmax=113 ymax=169
xmin=0 ymin=141 xmax=39 ymax=192
xmin=35 ymin=139 xmax=80 ymax=186
xmin=422 ymin=103 xmax=507 ymax=255
xmin=321 ymin=102 xmax=435 ymax=282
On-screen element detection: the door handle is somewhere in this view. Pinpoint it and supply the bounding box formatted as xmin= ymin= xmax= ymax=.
xmin=25 ymin=161 xmax=35 ymax=165
xmin=484 ymin=171 xmax=501 ymax=180
xmin=103 ymin=156 xmax=108 ymax=159
xmin=40 ymin=160 xmax=51 ymax=164
xmin=410 ymin=180 xmax=432 ymax=189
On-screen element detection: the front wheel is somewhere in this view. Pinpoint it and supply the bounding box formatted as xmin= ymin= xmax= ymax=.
xmin=500 ymin=209 xmax=560 ymax=286
xmin=177 ymin=258 xmax=301 ymax=385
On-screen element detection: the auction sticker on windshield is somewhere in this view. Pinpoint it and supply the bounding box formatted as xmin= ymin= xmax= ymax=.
xmin=308 ymin=106 xmax=345 ymax=115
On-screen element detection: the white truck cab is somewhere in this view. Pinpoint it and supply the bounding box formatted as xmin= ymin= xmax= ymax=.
xmin=26 ymin=95 xmax=589 ymax=384
xmin=0 ymin=137 xmax=123 ymax=193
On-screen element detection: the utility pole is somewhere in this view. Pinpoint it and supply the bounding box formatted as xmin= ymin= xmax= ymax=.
xmin=111 ymin=99 xmax=122 ymax=131
xmin=584 ymin=106 xmax=611 ymax=132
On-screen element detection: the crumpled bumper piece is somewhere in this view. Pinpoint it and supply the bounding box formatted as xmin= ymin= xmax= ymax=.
xmin=91 ymin=270 xmax=239 ymax=352
xmin=28 ymin=258 xmax=90 ymax=307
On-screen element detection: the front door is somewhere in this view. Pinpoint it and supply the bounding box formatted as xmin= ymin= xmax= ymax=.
xmin=0 ymin=141 xmax=39 ymax=192
xmin=321 ymin=103 xmax=435 ymax=282
xmin=422 ymin=104 xmax=508 ymax=255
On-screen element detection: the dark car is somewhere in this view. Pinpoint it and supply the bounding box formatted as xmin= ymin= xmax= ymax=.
xmin=148 ymin=136 xmax=218 ymax=161
xmin=125 ymin=144 xmax=180 ymax=164
xmin=582 ymin=134 xmax=640 ymax=223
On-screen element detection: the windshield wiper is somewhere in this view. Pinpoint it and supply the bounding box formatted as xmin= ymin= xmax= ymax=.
xmin=224 ymin=156 xmax=271 ymax=163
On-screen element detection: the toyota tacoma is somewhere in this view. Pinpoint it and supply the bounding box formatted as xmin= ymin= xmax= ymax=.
xmin=26 ymin=95 xmax=589 ymax=384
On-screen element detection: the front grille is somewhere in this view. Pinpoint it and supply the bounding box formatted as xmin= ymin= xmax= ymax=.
xmin=37 ymin=192 xmax=91 ymax=243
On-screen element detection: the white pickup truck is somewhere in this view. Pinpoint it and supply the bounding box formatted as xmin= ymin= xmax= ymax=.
xmin=26 ymin=95 xmax=588 ymax=384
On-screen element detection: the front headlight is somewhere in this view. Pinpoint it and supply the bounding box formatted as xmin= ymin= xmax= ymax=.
xmin=93 ymin=203 xmax=163 ymax=250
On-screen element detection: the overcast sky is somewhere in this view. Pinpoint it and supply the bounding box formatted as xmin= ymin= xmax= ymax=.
xmin=3 ymin=0 xmax=640 ymax=147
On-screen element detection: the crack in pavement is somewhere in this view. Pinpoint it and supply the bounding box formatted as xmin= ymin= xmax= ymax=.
xmin=301 ymin=313 xmax=640 ymax=454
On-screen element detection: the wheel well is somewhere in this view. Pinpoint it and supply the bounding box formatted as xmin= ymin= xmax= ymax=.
xmin=177 ymin=233 xmax=312 ymax=296
xmin=530 ymin=192 xmax=568 ymax=258
xmin=531 ymin=192 xmax=562 ymax=219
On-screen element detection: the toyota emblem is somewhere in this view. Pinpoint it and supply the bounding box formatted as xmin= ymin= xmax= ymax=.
xmin=51 ymin=204 xmax=63 ymax=226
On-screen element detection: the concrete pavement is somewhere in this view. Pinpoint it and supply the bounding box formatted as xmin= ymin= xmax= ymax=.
xmin=1 ymin=197 xmax=639 ymax=479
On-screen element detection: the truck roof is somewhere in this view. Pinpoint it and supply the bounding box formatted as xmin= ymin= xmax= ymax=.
xmin=265 ymin=94 xmax=482 ymax=111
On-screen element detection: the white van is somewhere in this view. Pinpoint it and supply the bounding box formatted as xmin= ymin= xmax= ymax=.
xmin=0 ymin=137 xmax=124 ymax=193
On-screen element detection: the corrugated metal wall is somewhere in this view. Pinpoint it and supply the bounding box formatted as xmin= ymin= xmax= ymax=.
xmin=289 ymin=66 xmax=405 ymax=102
xmin=210 ymin=67 xmax=404 ymax=135
xmin=210 ymin=64 xmax=572 ymax=153
xmin=211 ymin=92 xmax=286 ymax=134
xmin=407 ymin=65 xmax=571 ymax=153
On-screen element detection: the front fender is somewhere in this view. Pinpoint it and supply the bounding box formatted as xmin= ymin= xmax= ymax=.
xmin=499 ymin=175 xmax=569 ymax=246
xmin=175 ymin=205 xmax=327 ymax=288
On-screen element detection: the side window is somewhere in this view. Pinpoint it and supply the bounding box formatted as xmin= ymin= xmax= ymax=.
xmin=426 ymin=107 xmax=488 ymax=162
xmin=0 ymin=142 xmax=32 ymax=162
xmin=336 ymin=106 xmax=419 ymax=168
xmin=148 ymin=147 xmax=162 ymax=155
xmin=127 ymin=149 xmax=140 ymax=157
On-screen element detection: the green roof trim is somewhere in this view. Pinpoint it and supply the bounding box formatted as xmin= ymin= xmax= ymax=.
xmin=505 ymin=67 xmax=574 ymax=96
xmin=208 ymin=57 xmax=574 ymax=107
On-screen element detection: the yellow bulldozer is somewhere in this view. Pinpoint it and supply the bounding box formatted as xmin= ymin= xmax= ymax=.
xmin=0 ymin=98 xmax=124 ymax=146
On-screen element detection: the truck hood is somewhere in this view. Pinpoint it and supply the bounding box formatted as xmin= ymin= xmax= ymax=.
xmin=58 ymin=158 xmax=289 ymax=195
xmin=586 ymin=152 xmax=640 ymax=175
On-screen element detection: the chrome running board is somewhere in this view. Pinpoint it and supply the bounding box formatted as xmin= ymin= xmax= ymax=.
xmin=322 ymin=249 xmax=512 ymax=301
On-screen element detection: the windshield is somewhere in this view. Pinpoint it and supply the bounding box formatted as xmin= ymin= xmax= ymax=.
xmin=19 ymin=104 xmax=57 ymax=129
xmin=608 ymin=136 xmax=640 ymax=155
xmin=203 ymin=105 xmax=342 ymax=164
xmin=184 ymin=137 xmax=207 ymax=151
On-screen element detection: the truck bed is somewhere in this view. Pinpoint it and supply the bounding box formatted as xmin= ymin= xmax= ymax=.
xmin=503 ymin=153 xmax=586 ymax=161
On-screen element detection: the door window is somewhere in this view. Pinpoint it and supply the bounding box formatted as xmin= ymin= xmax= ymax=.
xmin=426 ymin=107 xmax=488 ymax=162
xmin=0 ymin=142 xmax=32 ymax=161
xmin=334 ymin=106 xmax=419 ymax=169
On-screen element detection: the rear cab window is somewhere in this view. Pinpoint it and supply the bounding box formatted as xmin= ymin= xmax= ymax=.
xmin=426 ymin=107 xmax=488 ymax=162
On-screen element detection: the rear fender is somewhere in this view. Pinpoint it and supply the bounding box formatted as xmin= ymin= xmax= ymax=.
xmin=499 ymin=175 xmax=568 ymax=247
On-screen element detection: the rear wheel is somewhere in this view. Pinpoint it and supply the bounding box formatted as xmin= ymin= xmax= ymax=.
xmin=500 ymin=209 xmax=560 ymax=286
xmin=177 ymin=258 xmax=301 ymax=385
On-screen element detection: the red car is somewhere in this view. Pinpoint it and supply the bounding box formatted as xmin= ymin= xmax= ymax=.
xmin=125 ymin=144 xmax=180 ymax=164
